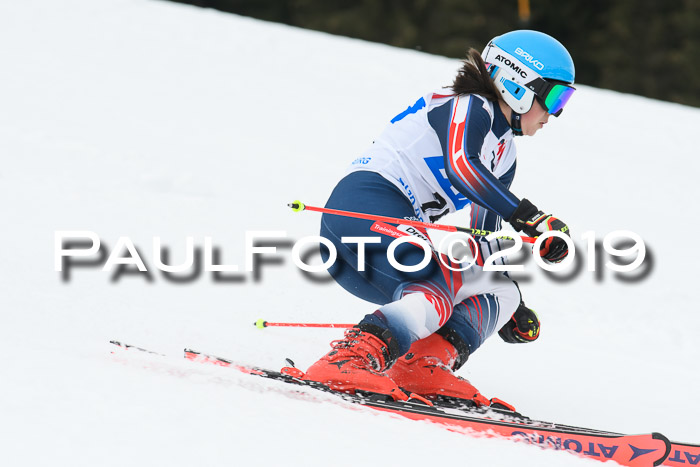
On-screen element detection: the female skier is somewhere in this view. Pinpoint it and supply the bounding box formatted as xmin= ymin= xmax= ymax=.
xmin=301 ymin=30 xmax=575 ymax=406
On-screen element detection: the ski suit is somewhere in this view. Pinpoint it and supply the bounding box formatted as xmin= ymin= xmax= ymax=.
xmin=321 ymin=91 xmax=522 ymax=356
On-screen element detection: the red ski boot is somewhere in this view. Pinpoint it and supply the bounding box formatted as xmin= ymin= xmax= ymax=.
xmin=385 ymin=333 xmax=514 ymax=410
xmin=302 ymin=325 xmax=409 ymax=401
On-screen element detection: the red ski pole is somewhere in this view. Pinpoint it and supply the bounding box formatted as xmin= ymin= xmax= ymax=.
xmin=288 ymin=200 xmax=536 ymax=244
xmin=254 ymin=319 xmax=354 ymax=329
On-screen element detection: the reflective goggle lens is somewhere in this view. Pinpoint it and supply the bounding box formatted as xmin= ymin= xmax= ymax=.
xmin=542 ymin=84 xmax=575 ymax=116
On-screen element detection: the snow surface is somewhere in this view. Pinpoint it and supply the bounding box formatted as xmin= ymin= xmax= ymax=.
xmin=1 ymin=0 xmax=699 ymax=466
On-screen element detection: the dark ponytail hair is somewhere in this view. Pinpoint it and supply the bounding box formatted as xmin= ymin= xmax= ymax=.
xmin=451 ymin=48 xmax=501 ymax=102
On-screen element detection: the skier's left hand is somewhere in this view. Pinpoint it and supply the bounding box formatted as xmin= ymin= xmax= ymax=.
xmin=498 ymin=303 xmax=540 ymax=343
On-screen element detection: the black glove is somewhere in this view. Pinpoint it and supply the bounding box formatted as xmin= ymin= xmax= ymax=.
xmin=508 ymin=198 xmax=570 ymax=263
xmin=498 ymin=302 xmax=540 ymax=343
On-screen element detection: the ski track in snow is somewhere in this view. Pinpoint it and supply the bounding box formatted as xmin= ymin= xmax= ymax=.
xmin=0 ymin=0 xmax=698 ymax=465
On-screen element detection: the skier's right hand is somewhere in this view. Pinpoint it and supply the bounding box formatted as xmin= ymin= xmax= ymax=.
xmin=498 ymin=303 xmax=540 ymax=344
xmin=508 ymin=198 xmax=570 ymax=263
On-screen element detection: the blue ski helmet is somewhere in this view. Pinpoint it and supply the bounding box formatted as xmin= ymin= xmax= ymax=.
xmin=482 ymin=30 xmax=575 ymax=117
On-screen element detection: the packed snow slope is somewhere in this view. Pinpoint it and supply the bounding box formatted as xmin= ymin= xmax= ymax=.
xmin=1 ymin=1 xmax=699 ymax=466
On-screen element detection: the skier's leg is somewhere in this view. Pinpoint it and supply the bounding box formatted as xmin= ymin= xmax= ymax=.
xmin=446 ymin=270 xmax=522 ymax=355
xmin=442 ymin=293 xmax=513 ymax=355
xmin=359 ymin=280 xmax=453 ymax=356
xmin=319 ymin=171 xmax=444 ymax=306
xmin=319 ymin=171 xmax=453 ymax=354
xmin=305 ymin=172 xmax=453 ymax=396
xmin=386 ymin=271 xmax=521 ymax=408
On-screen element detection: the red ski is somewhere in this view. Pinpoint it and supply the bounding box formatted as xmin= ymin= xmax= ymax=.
xmin=181 ymin=347 xmax=671 ymax=467
xmin=665 ymin=442 xmax=700 ymax=466
xmin=110 ymin=340 xmax=688 ymax=467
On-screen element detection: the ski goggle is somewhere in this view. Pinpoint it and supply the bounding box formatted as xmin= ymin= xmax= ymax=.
xmin=528 ymin=78 xmax=576 ymax=117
